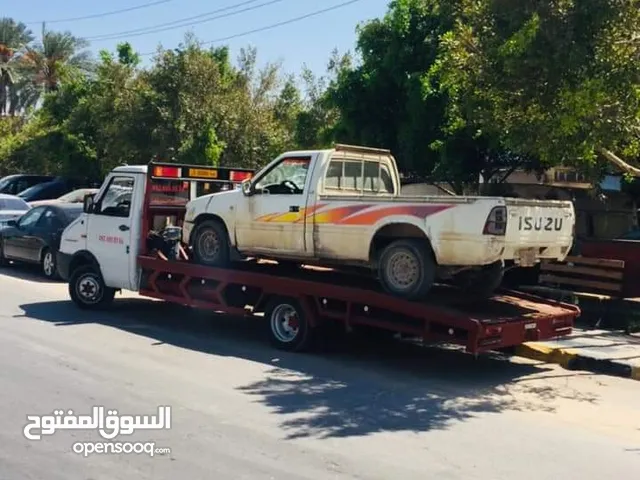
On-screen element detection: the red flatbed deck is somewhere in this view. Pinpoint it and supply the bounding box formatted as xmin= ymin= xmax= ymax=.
xmin=137 ymin=255 xmax=580 ymax=354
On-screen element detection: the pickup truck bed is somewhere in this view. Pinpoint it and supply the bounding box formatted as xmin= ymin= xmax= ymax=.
xmin=137 ymin=255 xmax=580 ymax=354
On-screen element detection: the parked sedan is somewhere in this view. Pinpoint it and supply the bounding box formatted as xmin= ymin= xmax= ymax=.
xmin=0 ymin=194 xmax=31 ymax=224
xmin=17 ymin=177 xmax=88 ymax=202
xmin=29 ymin=188 xmax=99 ymax=207
xmin=0 ymin=204 xmax=83 ymax=278
xmin=0 ymin=174 xmax=54 ymax=195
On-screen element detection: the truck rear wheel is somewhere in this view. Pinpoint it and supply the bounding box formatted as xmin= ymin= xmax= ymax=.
xmin=190 ymin=219 xmax=230 ymax=267
xmin=69 ymin=265 xmax=115 ymax=310
xmin=452 ymin=260 xmax=505 ymax=298
xmin=264 ymin=297 xmax=313 ymax=352
xmin=378 ymin=239 xmax=436 ymax=300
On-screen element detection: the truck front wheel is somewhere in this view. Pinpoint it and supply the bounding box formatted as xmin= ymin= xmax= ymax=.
xmin=190 ymin=219 xmax=230 ymax=267
xmin=69 ymin=265 xmax=115 ymax=310
xmin=377 ymin=239 xmax=436 ymax=300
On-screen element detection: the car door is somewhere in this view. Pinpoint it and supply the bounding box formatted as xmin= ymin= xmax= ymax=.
xmin=27 ymin=207 xmax=64 ymax=262
xmin=3 ymin=207 xmax=46 ymax=260
xmin=85 ymin=175 xmax=137 ymax=289
xmin=235 ymin=156 xmax=313 ymax=256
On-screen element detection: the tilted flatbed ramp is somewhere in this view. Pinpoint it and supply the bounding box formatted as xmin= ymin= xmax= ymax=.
xmin=137 ymin=256 xmax=580 ymax=354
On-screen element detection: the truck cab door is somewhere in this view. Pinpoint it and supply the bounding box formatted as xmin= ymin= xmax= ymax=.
xmin=235 ymin=156 xmax=314 ymax=256
xmin=86 ymin=175 xmax=137 ymax=290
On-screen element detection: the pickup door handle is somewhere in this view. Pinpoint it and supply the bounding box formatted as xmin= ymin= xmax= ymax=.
xmin=119 ymin=224 xmax=130 ymax=231
xmin=289 ymin=206 xmax=300 ymax=213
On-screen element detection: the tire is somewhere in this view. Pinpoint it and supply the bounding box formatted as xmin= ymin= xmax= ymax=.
xmin=41 ymin=248 xmax=58 ymax=279
xmin=377 ymin=239 xmax=436 ymax=300
xmin=451 ymin=260 xmax=505 ymax=298
xmin=190 ymin=219 xmax=230 ymax=267
xmin=0 ymin=240 xmax=7 ymax=266
xmin=264 ymin=297 xmax=313 ymax=352
xmin=68 ymin=264 xmax=116 ymax=310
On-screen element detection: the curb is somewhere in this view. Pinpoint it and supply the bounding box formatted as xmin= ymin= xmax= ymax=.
xmin=515 ymin=343 xmax=640 ymax=381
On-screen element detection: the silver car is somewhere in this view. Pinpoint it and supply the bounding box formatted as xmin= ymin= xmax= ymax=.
xmin=0 ymin=194 xmax=31 ymax=225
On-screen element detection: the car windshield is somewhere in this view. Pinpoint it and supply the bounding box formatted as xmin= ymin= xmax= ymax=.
xmin=63 ymin=207 xmax=84 ymax=221
xmin=0 ymin=197 xmax=29 ymax=211
xmin=17 ymin=181 xmax=55 ymax=198
xmin=0 ymin=178 xmax=11 ymax=190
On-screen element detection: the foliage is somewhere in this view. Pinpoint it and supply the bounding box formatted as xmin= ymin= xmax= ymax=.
xmin=428 ymin=0 xmax=640 ymax=178
xmin=0 ymin=34 xmax=314 ymax=178
xmin=3 ymin=0 xmax=640 ymax=188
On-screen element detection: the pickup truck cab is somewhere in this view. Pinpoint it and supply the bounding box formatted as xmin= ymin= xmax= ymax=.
xmin=184 ymin=144 xmax=576 ymax=299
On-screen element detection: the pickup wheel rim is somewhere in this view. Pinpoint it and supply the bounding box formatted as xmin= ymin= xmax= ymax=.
xmin=76 ymin=274 xmax=102 ymax=304
xmin=271 ymin=304 xmax=300 ymax=343
xmin=385 ymin=250 xmax=420 ymax=290
xmin=43 ymin=251 xmax=54 ymax=276
xmin=197 ymin=228 xmax=220 ymax=262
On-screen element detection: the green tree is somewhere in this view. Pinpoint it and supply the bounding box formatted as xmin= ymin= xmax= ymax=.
xmin=21 ymin=26 xmax=93 ymax=95
xmin=0 ymin=18 xmax=34 ymax=116
xmin=429 ymin=0 xmax=640 ymax=178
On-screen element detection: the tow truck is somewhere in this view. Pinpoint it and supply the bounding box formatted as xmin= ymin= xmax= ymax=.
xmin=56 ymin=161 xmax=580 ymax=353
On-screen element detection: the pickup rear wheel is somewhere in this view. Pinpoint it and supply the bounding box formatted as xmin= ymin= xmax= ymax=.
xmin=190 ymin=219 xmax=230 ymax=267
xmin=378 ymin=239 xmax=436 ymax=300
xmin=69 ymin=265 xmax=115 ymax=310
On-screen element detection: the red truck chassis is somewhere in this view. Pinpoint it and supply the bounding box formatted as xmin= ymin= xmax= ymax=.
xmin=135 ymin=162 xmax=580 ymax=354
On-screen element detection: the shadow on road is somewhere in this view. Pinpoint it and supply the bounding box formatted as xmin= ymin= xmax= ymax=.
xmin=0 ymin=263 xmax=62 ymax=283
xmin=17 ymin=297 xmax=598 ymax=439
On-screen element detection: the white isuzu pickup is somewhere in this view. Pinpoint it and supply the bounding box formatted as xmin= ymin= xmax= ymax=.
xmin=183 ymin=144 xmax=575 ymax=299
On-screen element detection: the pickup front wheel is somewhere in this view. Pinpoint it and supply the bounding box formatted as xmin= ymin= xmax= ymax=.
xmin=190 ymin=219 xmax=230 ymax=267
xmin=378 ymin=239 xmax=436 ymax=300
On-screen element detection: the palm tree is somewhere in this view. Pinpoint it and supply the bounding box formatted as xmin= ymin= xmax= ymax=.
xmin=0 ymin=18 xmax=34 ymax=116
xmin=21 ymin=26 xmax=93 ymax=95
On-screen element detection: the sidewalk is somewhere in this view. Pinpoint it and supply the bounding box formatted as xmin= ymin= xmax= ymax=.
xmin=515 ymin=329 xmax=640 ymax=381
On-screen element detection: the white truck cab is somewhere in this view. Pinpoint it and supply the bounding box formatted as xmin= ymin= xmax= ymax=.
xmin=56 ymin=163 xmax=251 ymax=308
xmin=57 ymin=166 xmax=146 ymax=306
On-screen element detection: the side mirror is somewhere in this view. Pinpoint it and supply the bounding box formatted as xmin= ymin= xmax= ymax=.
xmin=6 ymin=219 xmax=17 ymax=227
xmin=241 ymin=179 xmax=253 ymax=197
xmin=83 ymin=193 xmax=96 ymax=213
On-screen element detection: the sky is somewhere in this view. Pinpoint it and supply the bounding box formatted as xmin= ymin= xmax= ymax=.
xmin=5 ymin=0 xmax=391 ymax=78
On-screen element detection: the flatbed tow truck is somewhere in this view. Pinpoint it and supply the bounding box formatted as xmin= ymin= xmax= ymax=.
xmin=57 ymin=161 xmax=580 ymax=354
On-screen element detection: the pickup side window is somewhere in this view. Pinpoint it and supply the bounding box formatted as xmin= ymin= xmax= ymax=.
xmin=95 ymin=176 xmax=135 ymax=218
xmin=253 ymin=157 xmax=310 ymax=195
xmin=324 ymin=158 xmax=395 ymax=194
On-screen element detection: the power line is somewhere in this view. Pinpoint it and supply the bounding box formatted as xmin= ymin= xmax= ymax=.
xmin=87 ymin=0 xmax=279 ymax=42
xmin=26 ymin=0 xmax=173 ymax=25
xmin=139 ymin=0 xmax=363 ymax=57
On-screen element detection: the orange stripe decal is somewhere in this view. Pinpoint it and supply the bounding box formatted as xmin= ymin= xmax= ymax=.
xmin=255 ymin=203 xmax=328 ymax=223
xmin=337 ymin=205 xmax=454 ymax=225
xmin=309 ymin=204 xmax=372 ymax=224
xmin=255 ymin=203 xmax=455 ymax=224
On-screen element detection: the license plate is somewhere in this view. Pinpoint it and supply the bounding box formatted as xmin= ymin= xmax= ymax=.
xmin=525 ymin=322 xmax=537 ymax=330
xmin=519 ymin=248 xmax=537 ymax=266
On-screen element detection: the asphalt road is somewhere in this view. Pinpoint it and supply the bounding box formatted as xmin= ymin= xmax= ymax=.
xmin=0 ymin=265 xmax=639 ymax=480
